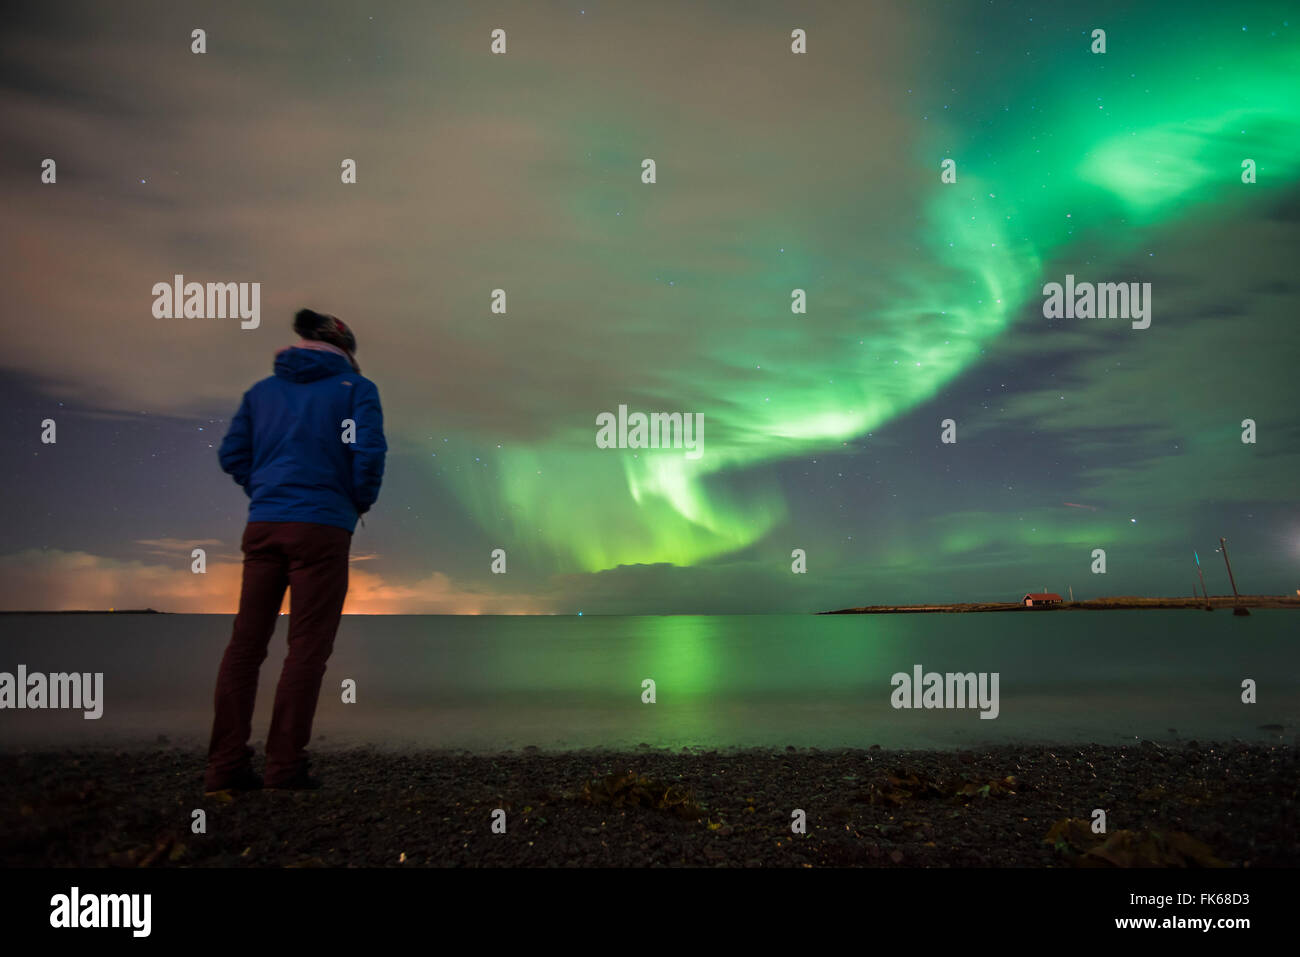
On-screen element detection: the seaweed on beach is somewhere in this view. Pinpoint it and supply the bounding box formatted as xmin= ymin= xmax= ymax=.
xmin=580 ymin=770 xmax=703 ymax=820
xmin=1044 ymin=818 xmax=1227 ymax=868
xmin=108 ymin=834 xmax=188 ymax=868
xmin=866 ymin=769 xmax=1019 ymax=807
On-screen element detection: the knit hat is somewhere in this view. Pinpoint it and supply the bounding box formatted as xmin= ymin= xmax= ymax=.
xmin=294 ymin=308 xmax=360 ymax=371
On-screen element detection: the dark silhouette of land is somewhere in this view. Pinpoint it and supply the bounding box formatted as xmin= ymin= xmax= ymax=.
xmin=821 ymin=595 xmax=1300 ymax=614
xmin=0 ymin=608 xmax=166 ymax=614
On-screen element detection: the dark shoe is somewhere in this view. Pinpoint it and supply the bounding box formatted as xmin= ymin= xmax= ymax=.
xmin=265 ymin=770 xmax=323 ymax=791
xmin=204 ymin=767 xmax=263 ymax=795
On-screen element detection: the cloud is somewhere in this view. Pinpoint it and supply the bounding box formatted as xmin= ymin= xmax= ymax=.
xmin=134 ymin=537 xmax=226 ymax=558
xmin=0 ymin=547 xmax=548 ymax=614
xmin=0 ymin=548 xmax=240 ymax=612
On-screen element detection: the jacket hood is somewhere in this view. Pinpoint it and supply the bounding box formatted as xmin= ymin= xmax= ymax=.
xmin=274 ymin=346 xmax=354 ymax=383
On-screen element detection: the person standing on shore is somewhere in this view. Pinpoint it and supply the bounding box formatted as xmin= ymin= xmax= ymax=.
xmin=205 ymin=309 xmax=386 ymax=792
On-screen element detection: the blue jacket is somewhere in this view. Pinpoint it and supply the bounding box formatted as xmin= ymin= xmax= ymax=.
xmin=218 ymin=348 xmax=387 ymax=533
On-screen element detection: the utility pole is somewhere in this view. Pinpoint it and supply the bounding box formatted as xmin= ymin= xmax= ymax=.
xmin=1220 ymin=537 xmax=1249 ymax=616
xmin=1194 ymin=551 xmax=1211 ymax=604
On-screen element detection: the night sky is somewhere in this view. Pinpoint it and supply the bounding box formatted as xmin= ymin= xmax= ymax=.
xmin=2 ymin=0 xmax=1297 ymax=614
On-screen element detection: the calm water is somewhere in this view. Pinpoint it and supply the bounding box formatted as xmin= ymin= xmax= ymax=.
xmin=0 ymin=612 xmax=1296 ymax=751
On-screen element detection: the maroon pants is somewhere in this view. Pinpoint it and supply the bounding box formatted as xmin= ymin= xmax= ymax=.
xmin=206 ymin=521 xmax=351 ymax=789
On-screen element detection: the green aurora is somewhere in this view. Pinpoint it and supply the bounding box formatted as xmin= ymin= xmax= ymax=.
xmin=437 ymin=7 xmax=1300 ymax=575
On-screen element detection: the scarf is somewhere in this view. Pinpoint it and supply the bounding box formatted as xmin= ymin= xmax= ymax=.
xmin=277 ymin=338 xmax=360 ymax=372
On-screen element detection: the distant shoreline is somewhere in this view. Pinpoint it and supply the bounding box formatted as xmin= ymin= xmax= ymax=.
xmin=821 ymin=595 xmax=1300 ymax=614
xmin=0 ymin=608 xmax=167 ymax=615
